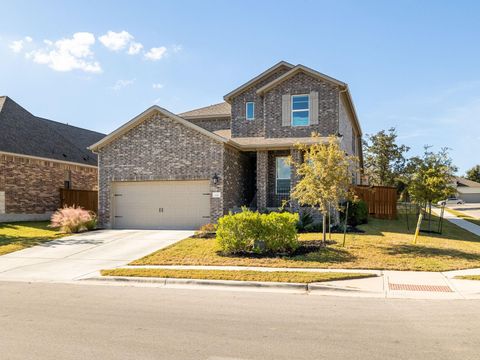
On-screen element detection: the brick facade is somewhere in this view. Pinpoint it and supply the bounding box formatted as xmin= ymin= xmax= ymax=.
xmin=263 ymin=72 xmax=340 ymax=138
xmin=186 ymin=117 xmax=230 ymax=133
xmin=96 ymin=63 xmax=362 ymax=228
xmin=0 ymin=153 xmax=97 ymax=214
xmin=223 ymin=146 xmax=252 ymax=212
xmin=97 ymin=112 xmax=225 ymax=228
xmin=231 ymin=67 xmax=291 ymax=138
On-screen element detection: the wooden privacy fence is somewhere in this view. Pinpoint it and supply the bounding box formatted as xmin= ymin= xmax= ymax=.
xmin=353 ymin=185 xmax=397 ymax=220
xmin=59 ymin=189 xmax=98 ymax=213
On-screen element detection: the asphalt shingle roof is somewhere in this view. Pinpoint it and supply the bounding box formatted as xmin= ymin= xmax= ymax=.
xmin=0 ymin=96 xmax=105 ymax=166
xmin=179 ymin=102 xmax=231 ymax=118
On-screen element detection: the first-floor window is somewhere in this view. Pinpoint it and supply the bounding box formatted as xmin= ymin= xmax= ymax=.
xmin=276 ymin=157 xmax=291 ymax=195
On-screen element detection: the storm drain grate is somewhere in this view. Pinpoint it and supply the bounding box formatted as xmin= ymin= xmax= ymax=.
xmin=388 ymin=283 xmax=453 ymax=292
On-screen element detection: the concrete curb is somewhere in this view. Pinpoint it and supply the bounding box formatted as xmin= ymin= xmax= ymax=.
xmin=84 ymin=276 xmax=309 ymax=290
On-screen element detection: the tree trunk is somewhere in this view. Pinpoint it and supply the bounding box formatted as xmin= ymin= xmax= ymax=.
xmin=428 ymin=201 xmax=432 ymax=232
xmin=322 ymin=213 xmax=327 ymax=244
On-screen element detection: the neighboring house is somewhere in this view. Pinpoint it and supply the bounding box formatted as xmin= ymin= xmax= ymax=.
xmin=455 ymin=177 xmax=480 ymax=203
xmin=0 ymin=96 xmax=105 ymax=222
xmin=89 ymin=61 xmax=363 ymax=230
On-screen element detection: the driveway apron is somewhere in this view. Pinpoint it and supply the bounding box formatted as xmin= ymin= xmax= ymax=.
xmin=0 ymin=229 xmax=193 ymax=282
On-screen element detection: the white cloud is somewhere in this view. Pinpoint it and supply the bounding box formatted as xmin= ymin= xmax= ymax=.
xmin=145 ymin=46 xmax=167 ymax=61
xmin=8 ymin=36 xmax=33 ymax=53
xmin=112 ymin=78 xmax=135 ymax=91
xmin=152 ymin=83 xmax=164 ymax=89
xmin=153 ymin=97 xmax=162 ymax=104
xmin=99 ymin=30 xmax=133 ymax=51
xmin=128 ymin=42 xmax=143 ymax=55
xmin=25 ymin=32 xmax=101 ymax=73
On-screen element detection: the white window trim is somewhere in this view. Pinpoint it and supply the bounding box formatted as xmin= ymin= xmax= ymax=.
xmin=275 ymin=157 xmax=291 ymax=195
xmin=291 ymin=94 xmax=310 ymax=127
xmin=246 ymin=101 xmax=255 ymax=121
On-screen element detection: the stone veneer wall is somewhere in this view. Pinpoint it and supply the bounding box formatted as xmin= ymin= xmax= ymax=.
xmin=185 ymin=117 xmax=231 ymax=132
xmin=231 ymin=67 xmax=292 ymax=138
xmin=264 ymin=72 xmax=340 ymax=138
xmin=0 ymin=153 xmax=97 ymax=215
xmin=97 ymin=112 xmax=225 ymax=228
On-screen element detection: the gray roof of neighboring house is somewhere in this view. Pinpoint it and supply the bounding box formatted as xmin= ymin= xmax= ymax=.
xmin=179 ymin=102 xmax=231 ymax=119
xmin=456 ymin=177 xmax=480 ymax=188
xmin=0 ymin=96 xmax=105 ymax=166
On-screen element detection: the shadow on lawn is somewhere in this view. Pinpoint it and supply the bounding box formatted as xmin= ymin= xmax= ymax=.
xmin=385 ymin=244 xmax=480 ymax=261
xmin=0 ymin=222 xmax=60 ymax=250
xmin=217 ymin=243 xmax=357 ymax=264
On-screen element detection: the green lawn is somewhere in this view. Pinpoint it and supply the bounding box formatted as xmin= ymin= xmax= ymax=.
xmin=445 ymin=208 xmax=480 ymax=226
xmin=454 ymin=275 xmax=480 ymax=281
xmin=101 ymin=268 xmax=375 ymax=283
xmin=132 ymin=213 xmax=480 ymax=272
xmin=0 ymin=222 xmax=64 ymax=255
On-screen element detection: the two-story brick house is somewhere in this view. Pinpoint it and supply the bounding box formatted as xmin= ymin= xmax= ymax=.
xmin=89 ymin=61 xmax=362 ymax=230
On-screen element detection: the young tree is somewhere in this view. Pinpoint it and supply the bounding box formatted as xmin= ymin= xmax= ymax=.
xmin=363 ymin=128 xmax=410 ymax=187
xmin=408 ymin=146 xmax=457 ymax=233
xmin=465 ymin=165 xmax=480 ymax=183
xmin=290 ymin=135 xmax=358 ymax=243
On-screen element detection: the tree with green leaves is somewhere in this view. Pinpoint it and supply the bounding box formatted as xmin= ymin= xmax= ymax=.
xmin=408 ymin=146 xmax=457 ymax=233
xmin=465 ymin=165 xmax=480 ymax=183
xmin=289 ymin=135 xmax=358 ymax=243
xmin=363 ymin=128 xmax=410 ymax=188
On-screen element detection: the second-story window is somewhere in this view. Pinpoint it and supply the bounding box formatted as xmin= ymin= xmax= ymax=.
xmin=291 ymin=95 xmax=310 ymax=126
xmin=246 ymin=101 xmax=255 ymax=121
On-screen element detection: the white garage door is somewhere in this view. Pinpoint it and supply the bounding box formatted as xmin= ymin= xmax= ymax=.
xmin=112 ymin=180 xmax=211 ymax=230
xmin=459 ymin=193 xmax=480 ymax=203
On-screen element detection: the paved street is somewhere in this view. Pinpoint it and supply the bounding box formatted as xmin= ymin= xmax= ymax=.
xmin=0 ymin=281 xmax=479 ymax=360
xmin=0 ymin=230 xmax=192 ymax=282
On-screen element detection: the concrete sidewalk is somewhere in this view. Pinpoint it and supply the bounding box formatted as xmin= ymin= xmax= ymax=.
xmin=432 ymin=207 xmax=480 ymax=236
xmin=98 ymin=264 xmax=480 ymax=300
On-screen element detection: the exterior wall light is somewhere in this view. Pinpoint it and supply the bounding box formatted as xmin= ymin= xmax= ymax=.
xmin=212 ymin=173 xmax=220 ymax=185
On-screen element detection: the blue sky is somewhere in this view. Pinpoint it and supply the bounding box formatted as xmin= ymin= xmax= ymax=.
xmin=1 ymin=0 xmax=479 ymax=173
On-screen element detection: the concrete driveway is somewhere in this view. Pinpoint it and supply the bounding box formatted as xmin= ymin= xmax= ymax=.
xmin=0 ymin=229 xmax=193 ymax=282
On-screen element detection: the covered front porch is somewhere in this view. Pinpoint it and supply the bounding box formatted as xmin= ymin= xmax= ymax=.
xmin=242 ymin=148 xmax=301 ymax=210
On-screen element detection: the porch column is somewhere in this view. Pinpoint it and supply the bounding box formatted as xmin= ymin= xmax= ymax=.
xmin=290 ymin=148 xmax=301 ymax=211
xmin=256 ymin=150 xmax=268 ymax=209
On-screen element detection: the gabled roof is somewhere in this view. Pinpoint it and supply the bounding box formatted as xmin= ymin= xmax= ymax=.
xmin=255 ymin=64 xmax=362 ymax=136
xmin=223 ymin=61 xmax=294 ymax=102
xmin=0 ymin=96 xmax=104 ymax=166
xmin=89 ymin=105 xmax=228 ymax=152
xmin=179 ymin=102 xmax=231 ymax=119
xmin=256 ymin=65 xmax=346 ymax=95
xmin=456 ymin=177 xmax=480 ymax=188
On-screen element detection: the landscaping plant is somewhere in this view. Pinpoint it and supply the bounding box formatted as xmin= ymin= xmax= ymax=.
xmin=407 ymin=146 xmax=457 ymax=236
xmin=216 ymin=208 xmax=299 ymax=255
xmin=289 ymin=134 xmax=358 ymax=243
xmin=50 ymin=206 xmax=97 ymax=233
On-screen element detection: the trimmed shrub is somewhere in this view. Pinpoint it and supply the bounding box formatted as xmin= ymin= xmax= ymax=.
xmin=342 ymin=199 xmax=368 ymax=226
xmin=50 ymin=206 xmax=97 ymax=233
xmin=194 ymin=223 xmax=217 ymax=238
xmin=297 ymin=210 xmax=314 ymax=232
xmin=216 ymin=209 xmax=299 ymax=255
